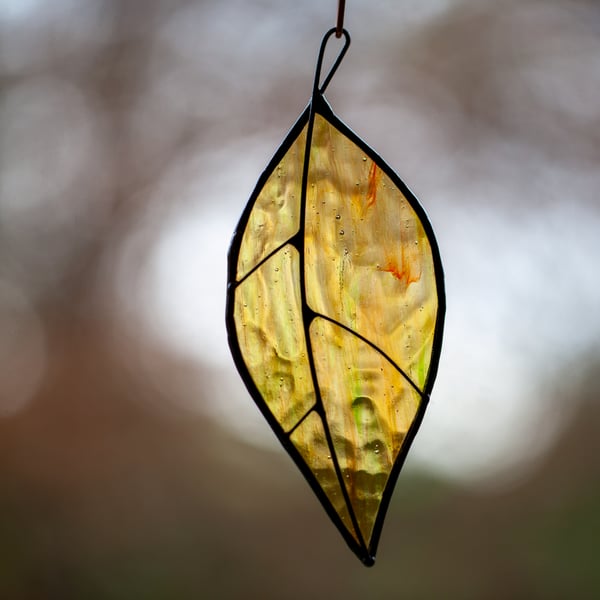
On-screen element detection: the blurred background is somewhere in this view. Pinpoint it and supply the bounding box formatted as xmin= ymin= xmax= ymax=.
xmin=1 ymin=0 xmax=599 ymax=597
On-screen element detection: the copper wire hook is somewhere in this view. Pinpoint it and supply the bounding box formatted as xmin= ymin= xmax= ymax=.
xmin=336 ymin=0 xmax=346 ymax=38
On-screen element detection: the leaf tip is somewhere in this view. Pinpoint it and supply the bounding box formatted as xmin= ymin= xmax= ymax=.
xmin=361 ymin=554 xmax=376 ymax=567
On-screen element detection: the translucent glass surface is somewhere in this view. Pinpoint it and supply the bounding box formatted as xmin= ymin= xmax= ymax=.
xmin=237 ymin=125 xmax=307 ymax=281
xmin=310 ymin=317 xmax=420 ymax=542
xmin=305 ymin=115 xmax=438 ymax=390
xmin=290 ymin=410 xmax=357 ymax=541
xmin=234 ymin=245 xmax=316 ymax=432
xmin=228 ymin=104 xmax=443 ymax=562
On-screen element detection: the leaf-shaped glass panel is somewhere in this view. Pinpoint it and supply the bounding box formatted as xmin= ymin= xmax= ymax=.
xmin=226 ymin=29 xmax=444 ymax=566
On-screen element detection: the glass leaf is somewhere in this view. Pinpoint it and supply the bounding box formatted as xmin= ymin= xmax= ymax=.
xmin=226 ymin=97 xmax=444 ymax=565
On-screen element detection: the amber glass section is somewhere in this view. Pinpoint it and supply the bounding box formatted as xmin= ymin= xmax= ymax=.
xmin=289 ymin=410 xmax=358 ymax=542
xmin=310 ymin=317 xmax=420 ymax=543
xmin=231 ymin=108 xmax=440 ymax=560
xmin=236 ymin=125 xmax=308 ymax=281
xmin=234 ymin=245 xmax=315 ymax=432
xmin=305 ymin=115 xmax=437 ymax=389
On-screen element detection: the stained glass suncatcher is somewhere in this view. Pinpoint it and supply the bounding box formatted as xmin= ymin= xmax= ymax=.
xmin=226 ymin=28 xmax=445 ymax=566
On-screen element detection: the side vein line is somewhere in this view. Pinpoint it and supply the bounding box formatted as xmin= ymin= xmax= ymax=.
xmin=313 ymin=312 xmax=426 ymax=398
xmin=236 ymin=237 xmax=298 ymax=286
xmin=286 ymin=404 xmax=317 ymax=437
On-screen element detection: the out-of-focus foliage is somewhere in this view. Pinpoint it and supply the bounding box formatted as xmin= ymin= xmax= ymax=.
xmin=0 ymin=0 xmax=599 ymax=597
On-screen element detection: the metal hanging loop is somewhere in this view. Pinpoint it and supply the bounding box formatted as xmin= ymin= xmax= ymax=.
xmin=312 ymin=27 xmax=351 ymax=97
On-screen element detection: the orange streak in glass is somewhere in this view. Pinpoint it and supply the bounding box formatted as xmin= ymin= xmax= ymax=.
xmin=378 ymin=257 xmax=422 ymax=286
xmin=366 ymin=163 xmax=380 ymax=210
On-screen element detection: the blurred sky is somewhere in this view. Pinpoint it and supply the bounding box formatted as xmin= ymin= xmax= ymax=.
xmin=1 ymin=0 xmax=599 ymax=486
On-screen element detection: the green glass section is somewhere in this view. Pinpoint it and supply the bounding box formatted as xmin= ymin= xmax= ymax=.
xmin=234 ymin=245 xmax=315 ymax=432
xmin=289 ymin=410 xmax=358 ymax=542
xmin=310 ymin=317 xmax=421 ymax=544
xmin=236 ymin=125 xmax=308 ymax=281
xmin=305 ymin=114 xmax=437 ymax=390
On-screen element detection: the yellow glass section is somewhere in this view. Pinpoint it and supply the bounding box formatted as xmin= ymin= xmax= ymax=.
xmin=289 ymin=410 xmax=358 ymax=542
xmin=305 ymin=114 xmax=437 ymax=389
xmin=231 ymin=109 xmax=440 ymax=559
xmin=236 ymin=125 xmax=308 ymax=281
xmin=234 ymin=245 xmax=315 ymax=432
xmin=310 ymin=317 xmax=421 ymax=544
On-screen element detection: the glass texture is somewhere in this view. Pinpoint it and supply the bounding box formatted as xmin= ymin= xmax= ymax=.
xmin=289 ymin=410 xmax=358 ymax=541
xmin=228 ymin=91 xmax=443 ymax=565
xmin=234 ymin=245 xmax=316 ymax=432
xmin=310 ymin=317 xmax=420 ymax=543
xmin=305 ymin=115 xmax=437 ymax=389
xmin=236 ymin=125 xmax=308 ymax=281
